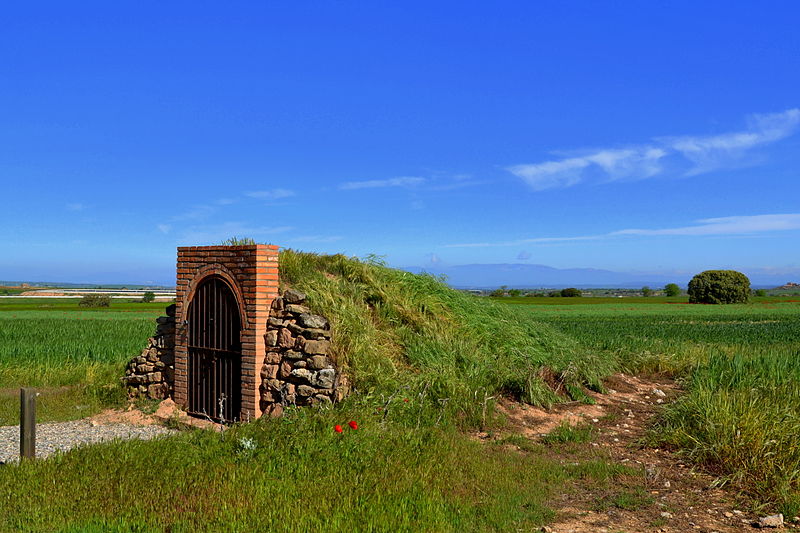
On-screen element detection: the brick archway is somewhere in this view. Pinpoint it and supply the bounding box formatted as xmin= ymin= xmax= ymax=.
xmin=174 ymin=245 xmax=279 ymax=420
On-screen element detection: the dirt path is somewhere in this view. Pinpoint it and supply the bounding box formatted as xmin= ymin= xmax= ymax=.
xmin=487 ymin=374 xmax=788 ymax=533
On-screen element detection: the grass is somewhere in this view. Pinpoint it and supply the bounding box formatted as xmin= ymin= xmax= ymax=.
xmin=0 ymin=402 xmax=634 ymax=531
xmin=497 ymin=294 xmax=800 ymax=515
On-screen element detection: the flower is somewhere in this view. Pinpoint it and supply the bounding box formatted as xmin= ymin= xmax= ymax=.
xmin=348 ymin=420 xmax=358 ymax=430
xmin=334 ymin=425 xmax=343 ymax=433
xmin=403 ymin=398 xmax=409 ymax=403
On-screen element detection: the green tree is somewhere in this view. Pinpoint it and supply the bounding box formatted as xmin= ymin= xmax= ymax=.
xmin=508 ymin=289 xmax=522 ymax=297
xmin=687 ymin=270 xmax=750 ymax=304
xmin=754 ymin=289 xmax=767 ymax=297
xmin=560 ymin=288 xmax=582 ymax=297
xmin=141 ymin=291 xmax=156 ymax=303
xmin=641 ymin=286 xmax=653 ymax=297
xmin=79 ymin=294 xmax=111 ymax=307
xmin=663 ymin=283 xmax=681 ymax=297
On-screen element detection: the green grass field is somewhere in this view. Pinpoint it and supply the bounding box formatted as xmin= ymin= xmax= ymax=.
xmin=1 ymin=259 xmax=799 ymax=528
xmin=0 ymin=299 xmax=163 ymax=424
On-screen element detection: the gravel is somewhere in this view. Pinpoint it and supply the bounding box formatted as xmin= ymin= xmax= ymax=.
xmin=0 ymin=420 xmax=178 ymax=464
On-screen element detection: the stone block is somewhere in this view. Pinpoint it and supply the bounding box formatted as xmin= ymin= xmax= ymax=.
xmin=314 ymin=368 xmax=335 ymax=389
xmin=279 ymin=361 xmax=293 ymax=379
xmin=299 ymin=313 xmax=328 ymax=329
xmin=268 ymin=317 xmax=286 ymax=328
xmin=283 ymin=289 xmax=307 ymax=304
xmin=293 ymin=360 xmax=307 ymax=369
xmin=265 ymin=330 xmax=278 ymax=347
xmin=296 ymin=384 xmax=315 ymax=397
xmin=303 ymin=339 xmax=330 ymax=355
xmin=290 ymin=368 xmax=313 ymax=382
xmin=261 ymin=364 xmax=279 ymax=380
xmin=265 ymin=352 xmax=281 ymax=364
xmin=278 ymin=328 xmax=294 ymax=348
xmin=283 ymin=350 xmax=303 ymax=360
xmin=308 ymin=355 xmax=329 ymax=370
xmin=285 ymin=304 xmax=311 ymax=315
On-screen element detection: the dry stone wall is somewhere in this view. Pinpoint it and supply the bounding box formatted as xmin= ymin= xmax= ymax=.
xmin=260 ymin=289 xmax=347 ymax=416
xmin=122 ymin=304 xmax=176 ymax=400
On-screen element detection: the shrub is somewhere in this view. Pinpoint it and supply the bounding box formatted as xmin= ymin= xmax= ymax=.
xmin=78 ymin=294 xmax=111 ymax=308
xmin=687 ymin=270 xmax=750 ymax=304
xmin=141 ymin=291 xmax=155 ymax=303
xmin=508 ymin=289 xmax=521 ymax=297
xmin=663 ymin=283 xmax=681 ymax=297
xmin=560 ymin=288 xmax=581 ymax=297
xmin=754 ymin=289 xmax=767 ymax=297
xmin=641 ymin=286 xmax=653 ymax=297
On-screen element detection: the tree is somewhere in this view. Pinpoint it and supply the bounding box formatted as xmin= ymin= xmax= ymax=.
xmin=754 ymin=289 xmax=767 ymax=297
xmin=560 ymin=287 xmax=582 ymax=297
xmin=663 ymin=283 xmax=681 ymax=297
xmin=508 ymin=289 xmax=522 ymax=297
xmin=79 ymin=294 xmax=111 ymax=307
xmin=641 ymin=286 xmax=653 ymax=297
xmin=687 ymin=270 xmax=750 ymax=304
xmin=141 ymin=291 xmax=156 ymax=303
xmin=489 ymin=288 xmax=505 ymax=297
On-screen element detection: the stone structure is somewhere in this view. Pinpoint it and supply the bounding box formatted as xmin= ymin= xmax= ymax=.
xmin=260 ymin=289 xmax=347 ymax=416
xmin=123 ymin=245 xmax=348 ymax=421
xmin=122 ymin=304 xmax=176 ymax=399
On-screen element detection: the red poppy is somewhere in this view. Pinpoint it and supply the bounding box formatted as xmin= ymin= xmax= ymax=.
xmin=348 ymin=420 xmax=358 ymax=430
xmin=334 ymin=425 xmax=343 ymax=433
xmin=403 ymin=398 xmax=409 ymax=403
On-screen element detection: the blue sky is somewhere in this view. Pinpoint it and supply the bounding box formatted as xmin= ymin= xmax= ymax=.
xmin=1 ymin=2 xmax=799 ymax=285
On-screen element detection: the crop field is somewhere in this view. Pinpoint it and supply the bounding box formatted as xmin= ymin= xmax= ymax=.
xmin=0 ymin=299 xmax=164 ymax=424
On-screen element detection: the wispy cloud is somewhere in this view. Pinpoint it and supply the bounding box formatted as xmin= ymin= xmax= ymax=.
xmin=445 ymin=213 xmax=800 ymax=248
xmin=245 ymin=188 xmax=295 ymax=201
xmin=339 ymin=176 xmax=425 ymax=190
xmin=509 ymin=108 xmax=800 ymax=190
xmin=66 ymin=203 xmax=84 ymax=211
xmin=157 ymin=224 xmax=171 ymax=234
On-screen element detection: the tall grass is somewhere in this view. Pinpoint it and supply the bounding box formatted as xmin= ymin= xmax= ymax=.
xmin=654 ymin=351 xmax=800 ymax=515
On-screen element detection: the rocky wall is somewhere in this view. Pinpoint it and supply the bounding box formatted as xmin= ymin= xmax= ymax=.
xmin=260 ymin=289 xmax=347 ymax=416
xmin=122 ymin=304 xmax=176 ymax=400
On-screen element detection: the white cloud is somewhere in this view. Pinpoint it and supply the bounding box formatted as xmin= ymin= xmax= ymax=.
xmin=66 ymin=203 xmax=84 ymax=211
xmin=339 ymin=176 xmax=425 ymax=190
xmin=509 ymin=108 xmax=800 ymax=190
xmin=157 ymin=224 xmax=171 ymax=234
xmin=245 ymin=188 xmax=295 ymax=201
xmin=613 ymin=214 xmax=800 ymax=237
xmin=445 ymin=213 xmax=800 ymax=248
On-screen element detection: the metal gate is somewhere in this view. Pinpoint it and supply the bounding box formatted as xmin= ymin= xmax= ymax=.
xmin=187 ymin=276 xmax=242 ymax=422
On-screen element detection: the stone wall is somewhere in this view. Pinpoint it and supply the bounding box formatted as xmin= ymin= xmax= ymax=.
xmin=121 ymin=283 xmax=351 ymax=417
xmin=260 ymin=289 xmax=347 ymax=416
xmin=122 ymin=304 xmax=176 ymax=400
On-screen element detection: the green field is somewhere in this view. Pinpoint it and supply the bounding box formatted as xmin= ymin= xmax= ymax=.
xmin=1 ymin=261 xmax=799 ymax=529
xmin=0 ymin=299 xmax=163 ymax=424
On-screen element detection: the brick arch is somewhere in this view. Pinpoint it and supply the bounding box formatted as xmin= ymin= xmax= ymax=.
xmin=181 ymin=264 xmax=249 ymax=331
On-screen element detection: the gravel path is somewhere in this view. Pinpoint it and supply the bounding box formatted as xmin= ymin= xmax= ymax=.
xmin=0 ymin=420 xmax=178 ymax=463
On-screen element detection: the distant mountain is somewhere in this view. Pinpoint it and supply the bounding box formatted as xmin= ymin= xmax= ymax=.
xmin=402 ymin=263 xmax=800 ymax=289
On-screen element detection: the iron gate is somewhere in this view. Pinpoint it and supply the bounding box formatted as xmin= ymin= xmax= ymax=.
xmin=187 ymin=276 xmax=242 ymax=422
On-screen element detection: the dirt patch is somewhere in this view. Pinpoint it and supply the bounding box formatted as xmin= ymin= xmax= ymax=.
xmin=487 ymin=374 xmax=784 ymax=533
xmin=88 ymin=399 xmax=223 ymax=432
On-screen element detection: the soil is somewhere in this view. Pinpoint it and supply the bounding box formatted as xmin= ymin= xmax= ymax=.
xmin=88 ymin=399 xmax=224 ymax=431
xmin=481 ymin=373 xmax=798 ymax=533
